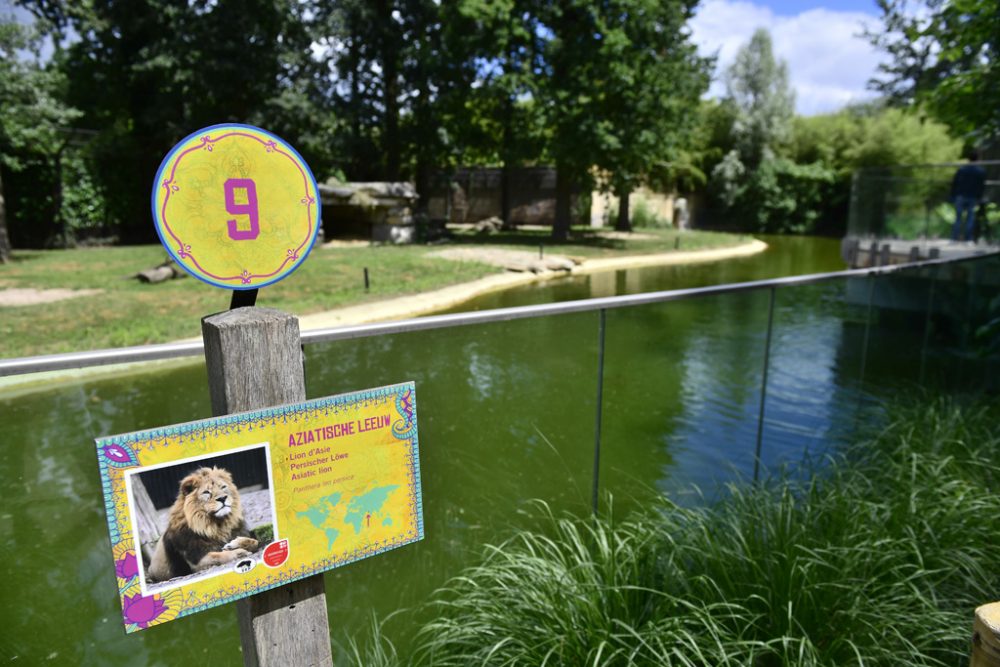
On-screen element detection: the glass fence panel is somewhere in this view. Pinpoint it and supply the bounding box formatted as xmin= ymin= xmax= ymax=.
xmin=600 ymin=289 xmax=772 ymax=506
xmin=919 ymin=254 xmax=1000 ymax=392
xmin=756 ymin=278 xmax=864 ymax=470
xmin=849 ymin=162 xmax=1000 ymax=241
xmin=848 ymin=264 xmax=937 ymax=427
xmin=304 ymin=311 xmax=600 ymax=657
xmin=0 ymin=360 xmax=227 ymax=666
xmin=1 ymin=310 xmax=603 ymax=663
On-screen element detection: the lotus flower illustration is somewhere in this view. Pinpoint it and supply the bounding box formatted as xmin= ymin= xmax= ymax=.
xmin=115 ymin=552 xmax=138 ymax=580
xmin=123 ymin=593 xmax=167 ymax=629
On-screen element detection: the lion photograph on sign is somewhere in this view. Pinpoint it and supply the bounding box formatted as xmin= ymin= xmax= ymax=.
xmin=126 ymin=444 xmax=277 ymax=593
xmin=147 ymin=466 xmax=258 ymax=581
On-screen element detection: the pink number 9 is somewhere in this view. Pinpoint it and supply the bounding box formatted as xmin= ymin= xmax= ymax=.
xmin=224 ymin=178 xmax=260 ymax=240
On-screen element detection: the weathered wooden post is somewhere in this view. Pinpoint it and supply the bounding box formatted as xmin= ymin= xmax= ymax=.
xmin=203 ymin=307 xmax=333 ymax=667
xmin=971 ymin=603 xmax=1000 ymax=666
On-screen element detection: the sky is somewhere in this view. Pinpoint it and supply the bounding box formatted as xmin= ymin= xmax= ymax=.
xmin=690 ymin=0 xmax=888 ymax=116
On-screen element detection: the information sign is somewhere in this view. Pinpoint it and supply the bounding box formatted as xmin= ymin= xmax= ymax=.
xmin=151 ymin=123 xmax=321 ymax=290
xmin=96 ymin=382 xmax=421 ymax=633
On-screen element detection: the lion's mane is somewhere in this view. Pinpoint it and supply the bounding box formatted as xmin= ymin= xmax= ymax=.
xmin=146 ymin=466 xmax=255 ymax=583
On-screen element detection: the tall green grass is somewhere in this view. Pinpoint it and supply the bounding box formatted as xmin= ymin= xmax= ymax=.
xmin=362 ymin=397 xmax=1000 ymax=665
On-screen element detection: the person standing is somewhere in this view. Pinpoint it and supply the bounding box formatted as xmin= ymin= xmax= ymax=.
xmin=950 ymin=151 xmax=986 ymax=241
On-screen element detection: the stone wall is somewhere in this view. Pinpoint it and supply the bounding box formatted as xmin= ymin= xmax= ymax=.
xmin=318 ymin=181 xmax=419 ymax=243
xmin=426 ymin=167 xmax=585 ymax=226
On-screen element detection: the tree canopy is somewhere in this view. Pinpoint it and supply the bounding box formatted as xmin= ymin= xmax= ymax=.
xmin=868 ymin=0 xmax=1000 ymax=141
xmin=0 ymin=0 xmax=991 ymax=250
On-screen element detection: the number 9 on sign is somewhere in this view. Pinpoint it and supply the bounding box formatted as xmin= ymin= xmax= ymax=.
xmin=225 ymin=178 xmax=260 ymax=241
xmin=151 ymin=123 xmax=321 ymax=290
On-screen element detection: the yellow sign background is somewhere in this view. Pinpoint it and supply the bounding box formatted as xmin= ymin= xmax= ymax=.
xmin=96 ymin=382 xmax=420 ymax=632
xmin=152 ymin=124 xmax=320 ymax=289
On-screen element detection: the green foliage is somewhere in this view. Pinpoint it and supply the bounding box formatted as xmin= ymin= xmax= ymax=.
xmin=792 ymin=105 xmax=962 ymax=170
xmin=629 ymin=199 xmax=666 ymax=228
xmin=367 ymin=396 xmax=1000 ymax=665
xmin=251 ymin=523 xmax=274 ymax=545
xmin=723 ymin=28 xmax=794 ymax=168
xmin=704 ymin=37 xmax=964 ymax=237
xmin=535 ymin=0 xmax=711 ymax=236
xmin=728 ymin=158 xmax=836 ymax=234
xmin=0 ymin=16 xmax=81 ymax=169
xmin=792 ymin=105 xmax=961 ymax=237
xmin=868 ymin=0 xmax=1000 ymax=140
xmin=60 ymin=150 xmax=109 ymax=241
xmin=17 ymin=0 xmax=330 ymax=243
xmin=709 ymin=29 xmax=828 ymax=234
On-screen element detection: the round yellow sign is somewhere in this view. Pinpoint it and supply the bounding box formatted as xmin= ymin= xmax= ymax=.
xmin=151 ymin=124 xmax=321 ymax=290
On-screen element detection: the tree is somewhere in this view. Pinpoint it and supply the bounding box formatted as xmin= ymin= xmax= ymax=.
xmin=319 ymin=0 xmax=475 ymax=205
xmin=0 ymin=15 xmax=82 ymax=259
xmin=22 ymin=0 xmax=328 ymax=243
xmin=455 ymin=0 xmax=546 ymax=228
xmin=593 ymin=0 xmax=710 ymax=232
xmin=867 ymin=0 xmax=1000 ymax=141
xmin=721 ymin=28 xmax=794 ymax=170
xmin=710 ymin=28 xmax=813 ymax=232
xmin=789 ymin=104 xmax=960 ymax=235
xmin=538 ymin=0 xmax=709 ymax=239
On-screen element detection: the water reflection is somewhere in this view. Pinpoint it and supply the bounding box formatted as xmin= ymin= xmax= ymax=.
xmin=3 ymin=237 xmax=993 ymax=663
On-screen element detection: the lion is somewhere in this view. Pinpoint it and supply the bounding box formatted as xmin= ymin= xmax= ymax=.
xmin=146 ymin=466 xmax=260 ymax=583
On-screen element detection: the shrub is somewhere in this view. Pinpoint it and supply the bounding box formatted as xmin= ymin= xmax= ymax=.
xmin=630 ymin=198 xmax=667 ymax=228
xmin=384 ymin=396 xmax=1000 ymax=666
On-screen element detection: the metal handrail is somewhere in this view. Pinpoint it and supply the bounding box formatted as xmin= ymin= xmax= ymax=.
xmin=2 ymin=250 xmax=997 ymax=378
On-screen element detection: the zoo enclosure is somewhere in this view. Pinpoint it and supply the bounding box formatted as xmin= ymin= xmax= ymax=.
xmin=3 ymin=249 xmax=998 ymax=510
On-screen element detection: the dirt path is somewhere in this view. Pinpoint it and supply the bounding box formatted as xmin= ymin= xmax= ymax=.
xmin=0 ymin=287 xmax=103 ymax=307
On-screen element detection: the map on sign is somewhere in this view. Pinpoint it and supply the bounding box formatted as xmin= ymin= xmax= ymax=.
xmin=95 ymin=382 xmax=422 ymax=633
xmin=151 ymin=123 xmax=321 ymax=290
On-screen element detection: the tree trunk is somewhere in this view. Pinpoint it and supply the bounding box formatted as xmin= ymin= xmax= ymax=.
xmin=54 ymin=148 xmax=68 ymax=248
xmin=0 ymin=167 xmax=11 ymax=263
xmin=501 ymin=161 xmax=513 ymax=230
xmin=552 ymin=163 xmax=572 ymax=241
xmin=377 ymin=0 xmax=401 ymax=182
xmin=414 ymin=69 xmax=432 ymax=216
xmin=500 ymin=97 xmax=515 ymax=230
xmin=615 ymin=187 xmax=632 ymax=232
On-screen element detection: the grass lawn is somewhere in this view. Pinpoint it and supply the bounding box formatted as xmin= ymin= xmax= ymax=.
xmin=0 ymin=226 xmax=747 ymax=358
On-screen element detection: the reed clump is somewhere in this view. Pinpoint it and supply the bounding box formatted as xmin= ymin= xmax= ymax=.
xmin=379 ymin=397 xmax=999 ymax=666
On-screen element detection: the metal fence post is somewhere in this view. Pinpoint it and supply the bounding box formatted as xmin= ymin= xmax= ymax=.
xmin=753 ymin=287 xmax=776 ymax=483
xmin=855 ymin=276 xmax=877 ymax=424
xmin=591 ymin=309 xmax=607 ymax=515
xmin=918 ymin=266 xmax=938 ymax=384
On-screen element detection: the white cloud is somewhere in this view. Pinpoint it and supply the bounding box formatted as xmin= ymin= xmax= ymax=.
xmin=690 ymin=0 xmax=887 ymax=115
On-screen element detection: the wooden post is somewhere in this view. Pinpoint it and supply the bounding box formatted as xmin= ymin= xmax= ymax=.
xmin=972 ymin=603 xmax=1000 ymax=666
xmin=202 ymin=307 xmax=333 ymax=667
xmin=846 ymin=239 xmax=859 ymax=268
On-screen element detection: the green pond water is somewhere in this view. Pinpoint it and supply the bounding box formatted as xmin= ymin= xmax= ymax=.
xmin=1 ymin=236 xmax=993 ymax=664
